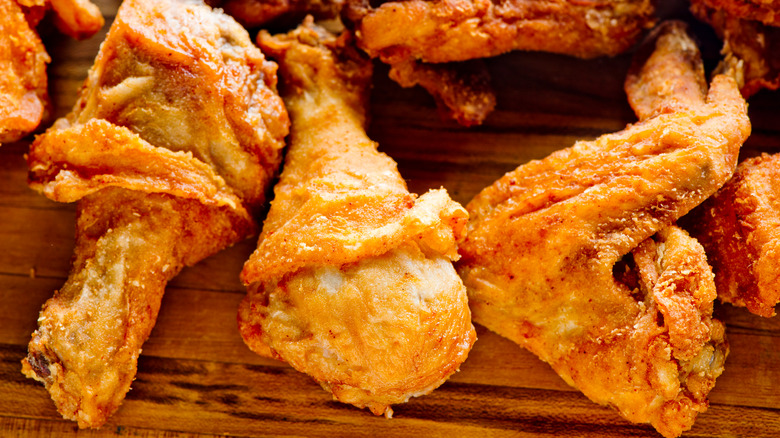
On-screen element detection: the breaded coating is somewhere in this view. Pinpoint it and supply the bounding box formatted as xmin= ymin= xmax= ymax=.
xmin=22 ymin=0 xmax=288 ymax=427
xmin=457 ymin=22 xmax=749 ymax=437
xmin=240 ymin=20 xmax=476 ymax=417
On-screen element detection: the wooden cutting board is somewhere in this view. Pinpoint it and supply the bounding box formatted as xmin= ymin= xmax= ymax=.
xmin=2 ymin=0 xmax=779 ymax=436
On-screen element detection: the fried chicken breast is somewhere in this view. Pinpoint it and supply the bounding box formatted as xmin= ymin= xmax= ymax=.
xmin=239 ymin=20 xmax=476 ymax=416
xmin=22 ymin=0 xmax=288 ymax=427
xmin=457 ymin=22 xmax=750 ymax=437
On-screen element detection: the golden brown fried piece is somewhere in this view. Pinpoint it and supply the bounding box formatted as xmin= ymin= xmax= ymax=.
xmin=684 ymin=153 xmax=780 ymax=317
xmin=457 ymin=21 xmax=749 ymax=437
xmin=342 ymin=0 xmax=654 ymax=125
xmin=0 ymin=0 xmax=102 ymax=144
xmin=691 ymin=0 xmax=780 ymax=97
xmin=240 ymin=20 xmax=475 ymax=417
xmin=389 ymin=59 xmax=496 ymax=127
xmin=0 ymin=0 xmax=50 ymax=144
xmin=208 ymin=0 xmax=344 ymax=27
xmin=344 ymin=0 xmax=656 ymax=64
xmin=22 ymin=0 xmax=288 ymax=428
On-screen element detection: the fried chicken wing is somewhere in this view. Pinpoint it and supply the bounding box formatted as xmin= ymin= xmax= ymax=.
xmin=21 ymin=0 xmax=288 ymax=427
xmin=691 ymin=0 xmax=780 ymax=97
xmin=0 ymin=0 xmax=103 ymax=144
xmin=457 ymin=22 xmax=749 ymax=437
xmin=239 ymin=20 xmax=476 ymax=416
xmin=341 ymin=0 xmax=654 ymax=125
xmin=684 ymin=153 xmax=780 ymax=317
xmin=344 ymin=0 xmax=656 ymax=64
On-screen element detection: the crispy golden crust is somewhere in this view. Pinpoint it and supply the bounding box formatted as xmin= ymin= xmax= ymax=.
xmin=345 ymin=0 xmax=656 ymax=64
xmin=458 ymin=22 xmax=747 ymax=437
xmin=691 ymin=0 xmax=780 ymax=97
xmin=685 ymin=153 xmax=780 ymax=317
xmin=22 ymin=0 xmax=288 ymax=428
xmin=241 ymin=21 xmax=475 ymax=416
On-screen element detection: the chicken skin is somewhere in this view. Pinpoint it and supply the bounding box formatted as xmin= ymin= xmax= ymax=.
xmin=22 ymin=0 xmax=288 ymax=427
xmin=457 ymin=22 xmax=750 ymax=437
xmin=239 ymin=20 xmax=476 ymax=417
xmin=0 ymin=0 xmax=103 ymax=144
xmin=684 ymin=153 xmax=780 ymax=317
xmin=691 ymin=0 xmax=780 ymax=97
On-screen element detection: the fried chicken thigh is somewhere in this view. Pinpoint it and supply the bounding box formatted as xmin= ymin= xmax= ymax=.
xmin=239 ymin=21 xmax=476 ymax=416
xmin=22 ymin=0 xmax=289 ymax=427
xmin=684 ymin=153 xmax=780 ymax=317
xmin=0 ymin=0 xmax=103 ymax=144
xmin=457 ymin=22 xmax=750 ymax=437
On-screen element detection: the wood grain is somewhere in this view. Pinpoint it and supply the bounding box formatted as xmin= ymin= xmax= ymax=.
xmin=1 ymin=0 xmax=780 ymax=436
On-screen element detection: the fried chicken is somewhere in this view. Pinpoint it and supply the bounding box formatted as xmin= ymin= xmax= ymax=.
xmin=0 ymin=0 xmax=103 ymax=144
xmin=341 ymin=0 xmax=654 ymax=125
xmin=240 ymin=20 xmax=476 ymax=417
xmin=691 ymin=0 xmax=780 ymax=97
xmin=21 ymin=0 xmax=289 ymax=427
xmin=456 ymin=21 xmax=749 ymax=437
xmin=684 ymin=153 xmax=780 ymax=317
xmin=344 ymin=0 xmax=656 ymax=64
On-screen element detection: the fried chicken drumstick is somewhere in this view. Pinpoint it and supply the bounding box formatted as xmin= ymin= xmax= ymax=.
xmin=0 ymin=0 xmax=103 ymax=144
xmin=239 ymin=20 xmax=476 ymax=416
xmin=21 ymin=0 xmax=288 ymax=427
xmin=457 ymin=22 xmax=750 ymax=437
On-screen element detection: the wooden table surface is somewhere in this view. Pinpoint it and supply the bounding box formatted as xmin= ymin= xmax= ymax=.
xmin=2 ymin=0 xmax=780 ymax=436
